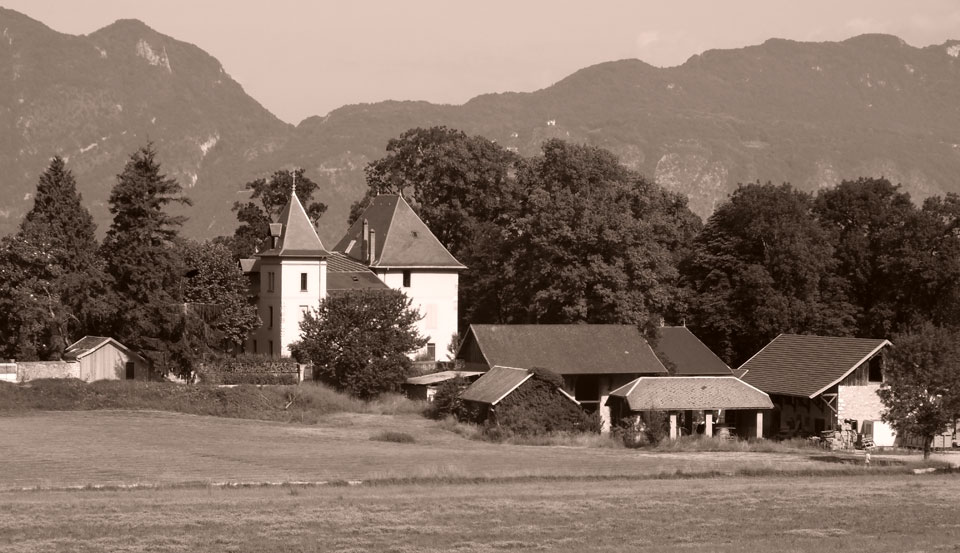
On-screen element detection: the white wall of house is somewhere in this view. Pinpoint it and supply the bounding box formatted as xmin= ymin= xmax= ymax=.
xmin=376 ymin=269 xmax=458 ymax=362
xmin=252 ymin=258 xmax=326 ymax=357
xmin=838 ymin=384 xmax=896 ymax=447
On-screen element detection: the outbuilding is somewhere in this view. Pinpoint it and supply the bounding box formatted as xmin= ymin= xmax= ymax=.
xmin=63 ymin=336 xmax=151 ymax=381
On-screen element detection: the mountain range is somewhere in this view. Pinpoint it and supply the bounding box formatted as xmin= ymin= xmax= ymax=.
xmin=2 ymin=7 xmax=959 ymax=244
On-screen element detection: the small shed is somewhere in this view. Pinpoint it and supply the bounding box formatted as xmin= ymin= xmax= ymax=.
xmin=403 ymin=370 xmax=484 ymax=401
xmin=460 ymin=365 xmax=580 ymax=427
xmin=608 ymin=376 xmax=773 ymax=439
xmin=63 ymin=336 xmax=151 ymax=381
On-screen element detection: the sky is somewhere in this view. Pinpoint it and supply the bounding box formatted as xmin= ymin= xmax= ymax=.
xmin=3 ymin=1 xmax=960 ymax=124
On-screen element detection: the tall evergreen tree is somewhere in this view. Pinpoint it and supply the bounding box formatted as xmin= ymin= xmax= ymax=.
xmin=0 ymin=157 xmax=108 ymax=359
xmin=100 ymin=145 xmax=193 ymax=375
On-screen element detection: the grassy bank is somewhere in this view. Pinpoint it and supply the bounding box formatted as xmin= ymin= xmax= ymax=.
xmin=0 ymin=379 xmax=423 ymax=423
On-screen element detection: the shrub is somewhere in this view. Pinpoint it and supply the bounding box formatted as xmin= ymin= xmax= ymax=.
xmin=425 ymin=376 xmax=469 ymax=420
xmin=613 ymin=412 xmax=671 ymax=447
xmin=370 ymin=431 xmax=416 ymax=443
xmin=482 ymin=367 xmax=599 ymax=436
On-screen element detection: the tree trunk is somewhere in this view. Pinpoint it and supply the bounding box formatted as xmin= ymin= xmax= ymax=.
xmin=923 ymin=435 xmax=931 ymax=460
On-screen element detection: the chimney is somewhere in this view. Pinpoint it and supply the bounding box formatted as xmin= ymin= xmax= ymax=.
xmin=369 ymin=229 xmax=376 ymax=265
xmin=361 ymin=219 xmax=369 ymax=262
xmin=269 ymin=223 xmax=282 ymax=249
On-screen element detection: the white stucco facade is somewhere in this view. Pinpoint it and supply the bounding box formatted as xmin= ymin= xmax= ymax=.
xmin=253 ymin=258 xmax=327 ymax=357
xmin=838 ymin=384 xmax=897 ymax=447
xmin=376 ymin=269 xmax=459 ymax=361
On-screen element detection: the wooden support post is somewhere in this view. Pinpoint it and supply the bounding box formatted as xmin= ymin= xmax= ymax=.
xmin=756 ymin=411 xmax=764 ymax=439
xmin=705 ymin=412 xmax=713 ymax=438
xmin=669 ymin=412 xmax=678 ymax=441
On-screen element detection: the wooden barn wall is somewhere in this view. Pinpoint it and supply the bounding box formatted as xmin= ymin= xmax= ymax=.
xmin=80 ymin=346 xmax=148 ymax=381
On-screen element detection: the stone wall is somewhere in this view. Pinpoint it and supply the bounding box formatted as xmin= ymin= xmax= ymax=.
xmin=15 ymin=361 xmax=80 ymax=382
xmin=838 ymin=384 xmax=896 ymax=447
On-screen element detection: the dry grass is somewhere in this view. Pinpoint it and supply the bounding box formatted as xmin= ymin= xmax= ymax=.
xmin=2 ymin=475 xmax=959 ymax=552
xmin=3 ymin=410 xmax=951 ymax=492
xmin=0 ymin=379 xmax=425 ymax=424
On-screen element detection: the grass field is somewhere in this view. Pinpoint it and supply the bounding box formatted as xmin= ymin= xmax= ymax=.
xmin=0 ymin=411 xmax=937 ymax=490
xmin=2 ymin=411 xmax=958 ymax=552
xmin=2 ymin=476 xmax=959 ymax=552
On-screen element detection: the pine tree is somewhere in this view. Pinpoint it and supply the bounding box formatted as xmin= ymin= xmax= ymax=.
xmin=0 ymin=157 xmax=108 ymax=359
xmin=100 ymin=145 xmax=193 ymax=375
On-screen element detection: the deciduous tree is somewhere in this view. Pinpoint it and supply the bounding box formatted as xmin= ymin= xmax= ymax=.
xmin=230 ymin=168 xmax=326 ymax=258
xmin=291 ymin=289 xmax=426 ymax=399
xmin=681 ymin=182 xmax=855 ymax=365
xmin=879 ymin=323 xmax=960 ymax=459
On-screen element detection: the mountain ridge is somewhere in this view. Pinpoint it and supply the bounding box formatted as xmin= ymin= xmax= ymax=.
xmin=2 ymin=8 xmax=959 ymax=244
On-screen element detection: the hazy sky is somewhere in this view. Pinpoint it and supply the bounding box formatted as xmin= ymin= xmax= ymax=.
xmin=4 ymin=1 xmax=960 ymax=124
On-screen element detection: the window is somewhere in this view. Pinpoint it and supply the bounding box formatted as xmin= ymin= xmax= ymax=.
xmin=267 ymin=272 xmax=275 ymax=292
xmin=402 ymin=270 xmax=411 ymax=288
xmin=269 ymin=340 xmax=274 ymax=357
xmin=301 ymin=272 xmax=308 ymax=291
xmin=426 ymin=343 xmax=436 ymax=360
xmin=269 ymin=306 xmax=274 ymax=329
xmin=868 ymin=356 xmax=883 ymax=382
xmin=253 ymin=340 xmax=258 ymax=354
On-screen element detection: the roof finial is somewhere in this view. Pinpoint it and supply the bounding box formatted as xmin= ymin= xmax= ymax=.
xmin=291 ymin=170 xmax=297 ymax=195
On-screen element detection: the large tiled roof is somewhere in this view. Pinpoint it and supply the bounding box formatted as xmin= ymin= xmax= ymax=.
xmin=460 ymin=366 xmax=532 ymax=405
xmin=460 ymin=324 xmax=668 ymax=376
xmin=333 ymin=195 xmax=464 ymax=269
xmin=654 ymin=326 xmax=732 ymax=376
xmin=256 ymin=191 xmax=328 ymax=258
xmin=739 ymin=334 xmax=891 ymax=398
xmin=325 ymin=251 xmax=389 ymax=293
xmin=609 ymin=376 xmax=773 ymax=411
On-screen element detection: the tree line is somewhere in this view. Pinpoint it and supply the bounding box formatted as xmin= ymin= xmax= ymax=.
xmin=0 ymin=146 xmax=259 ymax=375
xmin=2 ymin=130 xmax=958 ymax=435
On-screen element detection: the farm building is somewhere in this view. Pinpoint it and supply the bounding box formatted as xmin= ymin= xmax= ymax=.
xmin=456 ymin=324 xmax=667 ymax=430
xmin=455 ymin=324 xmax=769 ymax=435
xmin=607 ymin=376 xmax=773 ymax=439
xmin=62 ymin=336 xmax=151 ymax=381
xmin=739 ymin=334 xmax=896 ymax=446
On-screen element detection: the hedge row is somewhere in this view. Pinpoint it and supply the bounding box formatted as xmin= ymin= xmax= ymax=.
xmin=196 ymin=354 xmax=301 ymax=385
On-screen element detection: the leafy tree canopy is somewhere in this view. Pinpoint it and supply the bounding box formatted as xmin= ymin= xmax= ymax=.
xmin=879 ymin=323 xmax=960 ymax=458
xmin=181 ymin=240 xmax=260 ymax=353
xmin=681 ymin=182 xmax=855 ymax=364
xmin=230 ymin=168 xmax=327 ymax=259
xmin=291 ymin=289 xmax=426 ymax=399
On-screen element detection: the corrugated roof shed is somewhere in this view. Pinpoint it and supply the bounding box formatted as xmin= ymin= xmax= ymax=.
xmin=405 ymin=370 xmax=484 ymax=386
xmin=739 ymin=334 xmax=891 ymax=398
xmin=256 ymin=190 xmax=328 ymax=258
xmin=459 ymin=324 xmax=668 ymax=375
xmin=609 ymin=376 xmax=773 ymax=411
xmin=654 ymin=326 xmax=732 ymax=376
xmin=333 ymin=195 xmax=465 ymax=269
xmin=460 ymin=366 xmax=532 ymax=405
